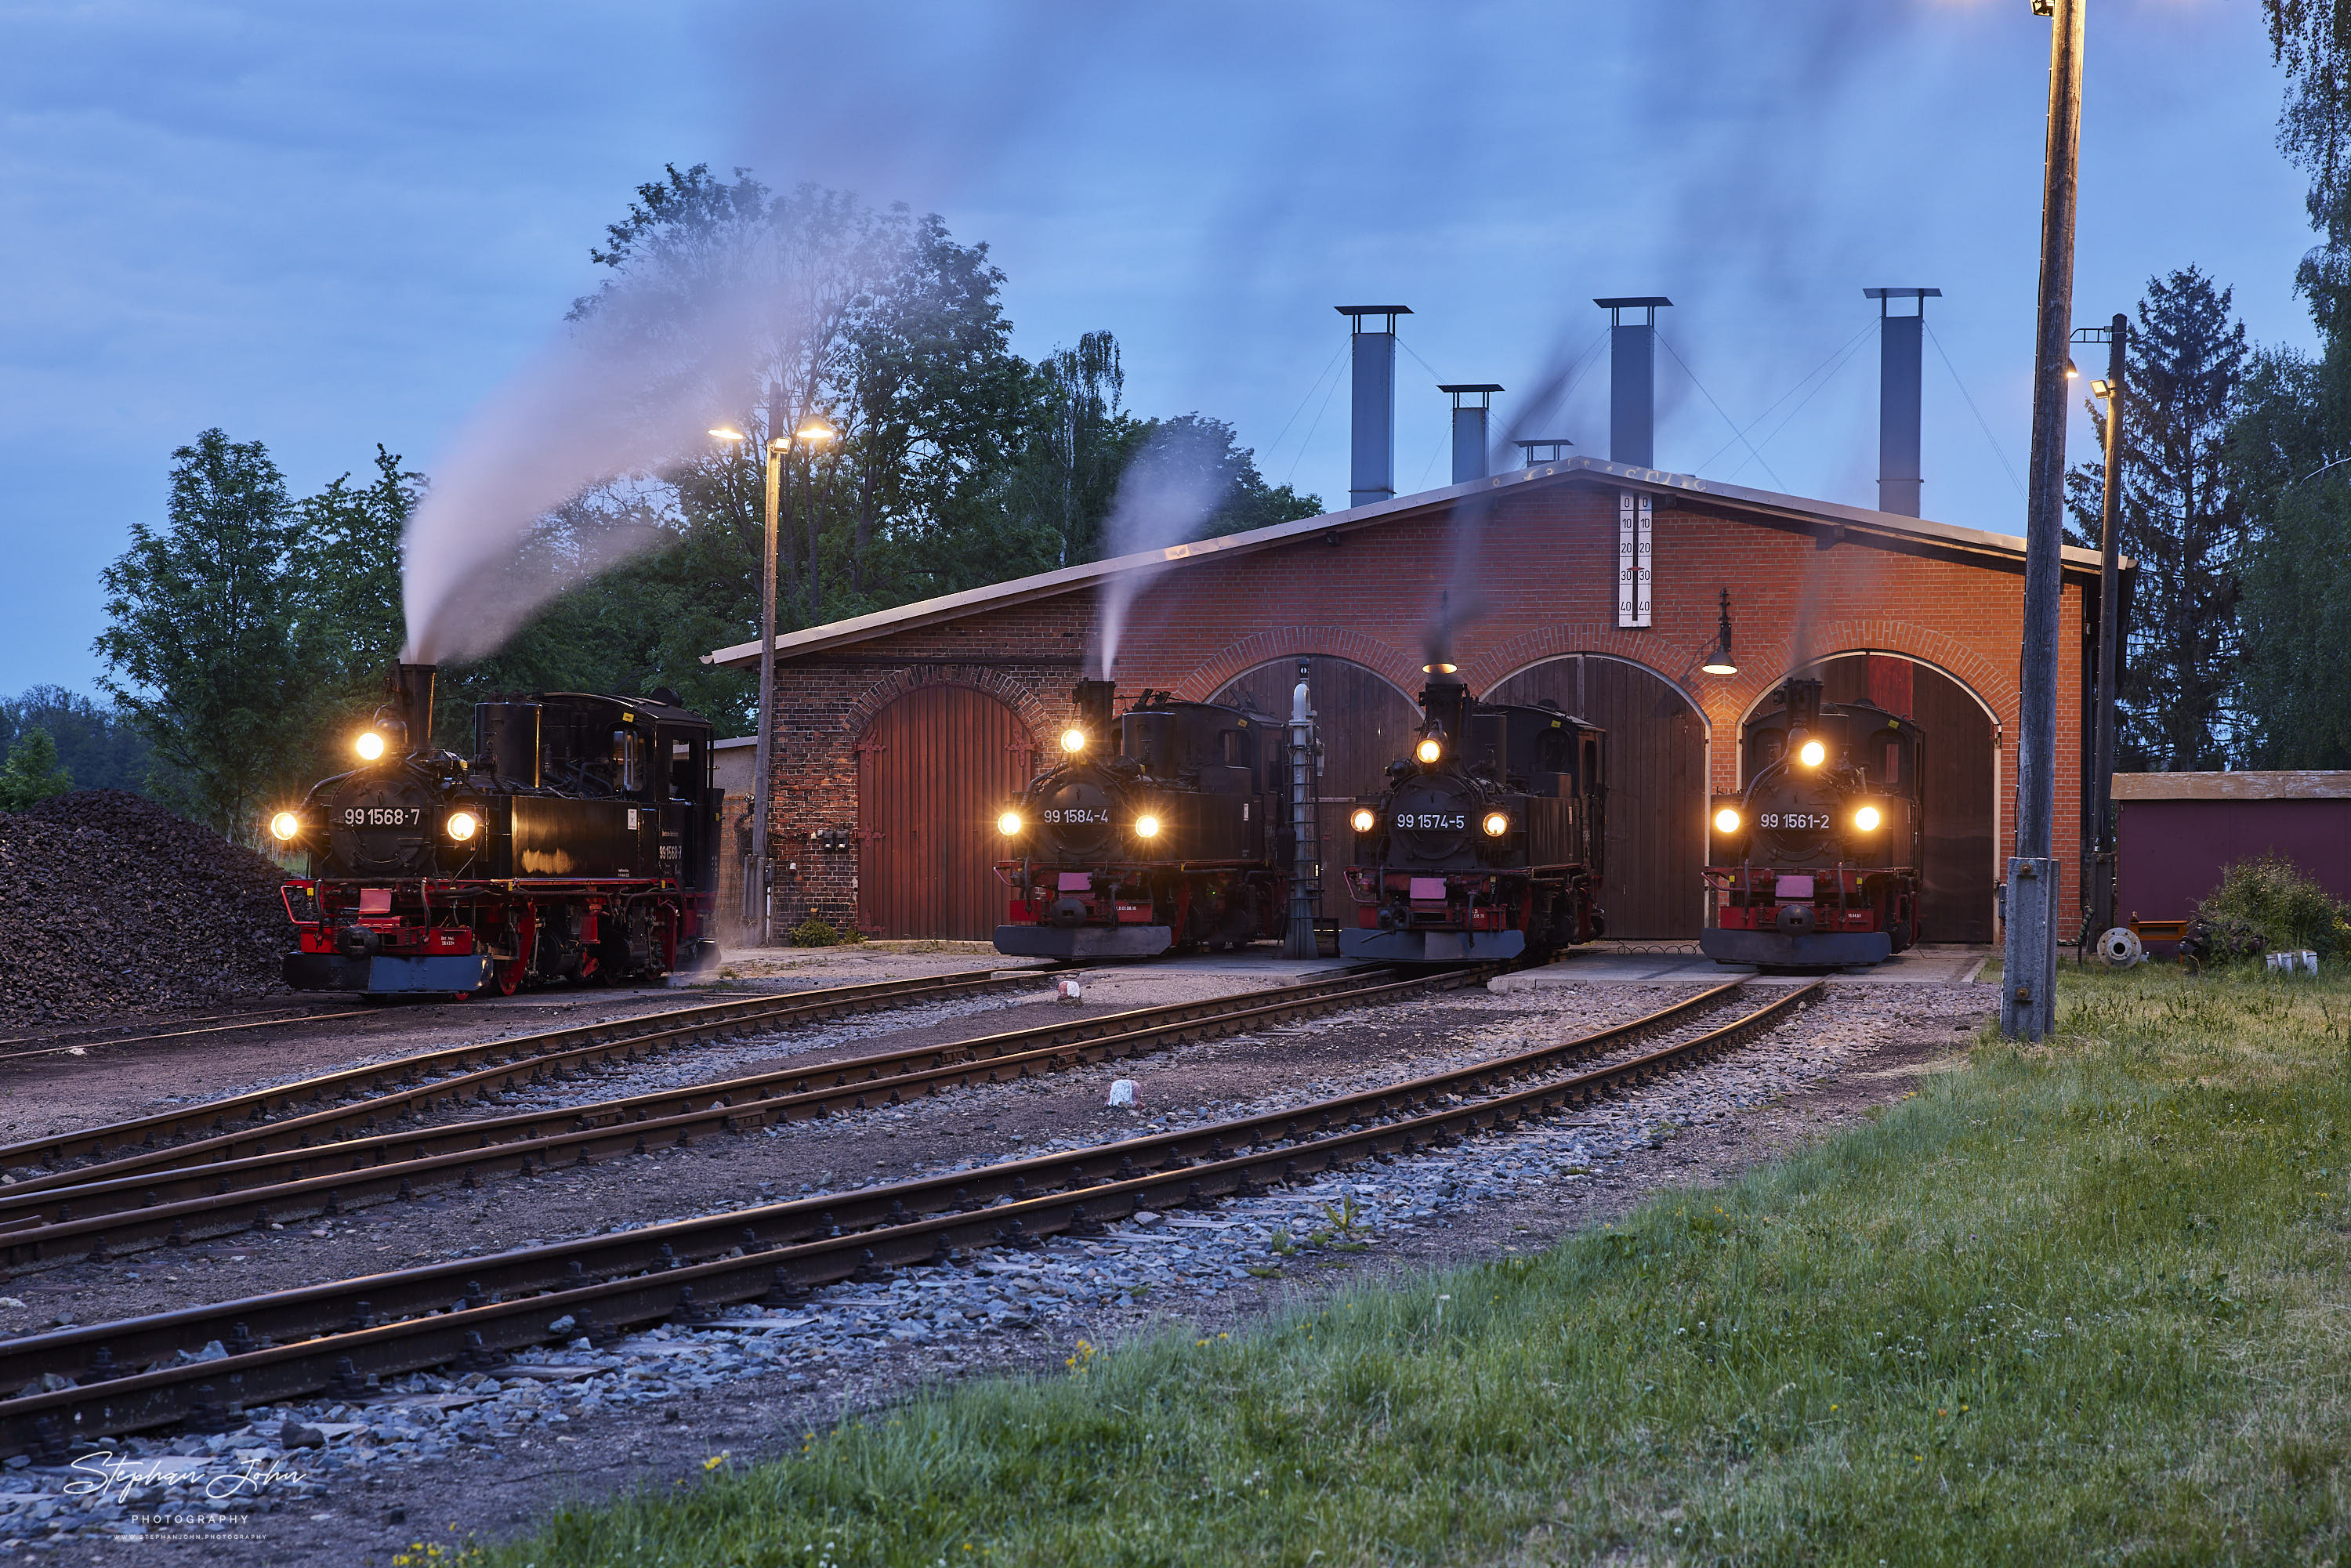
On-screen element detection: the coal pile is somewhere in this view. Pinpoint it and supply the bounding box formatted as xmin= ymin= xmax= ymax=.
xmin=0 ymin=791 xmax=291 ymax=1027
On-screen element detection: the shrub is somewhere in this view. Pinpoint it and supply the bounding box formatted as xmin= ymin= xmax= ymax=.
xmin=2196 ymin=853 xmax=2351 ymax=959
xmin=786 ymin=916 xmax=864 ymax=948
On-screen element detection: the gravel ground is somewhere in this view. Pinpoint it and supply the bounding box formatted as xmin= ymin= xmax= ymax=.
xmin=0 ymin=954 xmax=1093 ymax=1148
xmin=0 ymin=976 xmax=1996 ymax=1564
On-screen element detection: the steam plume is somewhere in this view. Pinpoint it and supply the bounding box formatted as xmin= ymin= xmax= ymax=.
xmin=1092 ymin=422 xmax=1238 ymax=679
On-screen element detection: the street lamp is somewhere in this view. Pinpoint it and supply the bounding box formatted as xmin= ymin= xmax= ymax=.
xmin=2073 ymin=314 xmax=2128 ymax=950
xmin=712 ymin=418 xmax=820 ymax=944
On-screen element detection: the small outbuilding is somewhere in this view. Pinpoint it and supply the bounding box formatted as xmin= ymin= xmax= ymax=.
xmin=2113 ymin=771 xmax=2351 ymax=926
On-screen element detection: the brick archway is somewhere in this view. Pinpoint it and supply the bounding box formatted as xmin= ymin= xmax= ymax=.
xmin=1179 ymin=628 xmax=1422 ymax=706
xmin=839 ymin=663 xmax=1061 ymax=760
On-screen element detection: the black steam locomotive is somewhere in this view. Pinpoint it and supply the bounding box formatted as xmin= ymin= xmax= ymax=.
xmin=1701 ymin=676 xmax=1922 ymax=969
xmin=270 ymin=664 xmax=723 ymax=997
xmin=993 ymin=680 xmax=1291 ymax=959
xmin=1341 ymin=665 xmax=1605 ymax=962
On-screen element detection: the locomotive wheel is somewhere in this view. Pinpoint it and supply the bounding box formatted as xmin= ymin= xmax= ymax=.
xmin=491 ymin=960 xmax=523 ymax=997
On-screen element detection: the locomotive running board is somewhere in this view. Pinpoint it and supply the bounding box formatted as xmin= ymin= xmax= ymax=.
xmin=992 ymin=925 xmax=1173 ymax=960
xmin=1698 ymin=929 xmax=1893 ymax=970
xmin=1339 ymin=927 xmax=1527 ymax=963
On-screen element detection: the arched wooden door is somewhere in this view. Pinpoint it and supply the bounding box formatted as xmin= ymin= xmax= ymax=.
xmin=1801 ymin=654 xmax=1998 ymax=943
xmin=856 ymin=685 xmax=1030 ymax=940
xmin=1484 ymin=655 xmax=1707 ymax=939
xmin=1212 ymin=657 xmax=1421 ymax=922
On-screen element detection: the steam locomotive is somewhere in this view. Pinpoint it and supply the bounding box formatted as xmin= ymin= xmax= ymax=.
xmin=1701 ymin=676 xmax=1922 ymax=969
xmin=269 ymin=664 xmax=723 ymax=997
xmin=1340 ymin=665 xmax=1605 ymax=962
xmin=993 ymin=679 xmax=1292 ymax=959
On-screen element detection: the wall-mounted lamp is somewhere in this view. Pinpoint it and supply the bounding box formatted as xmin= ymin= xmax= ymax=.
xmin=1701 ymin=588 xmax=1740 ymax=675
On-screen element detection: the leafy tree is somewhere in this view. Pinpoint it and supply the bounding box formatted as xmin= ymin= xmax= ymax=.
xmin=95 ymin=433 xmax=425 ymax=838
xmin=2223 ymin=10 xmax=2351 ymax=763
xmin=0 ymin=687 xmax=153 ymax=794
xmin=94 ymin=429 xmax=309 ymax=837
xmin=0 ymin=730 xmax=73 ymax=810
xmin=2066 ymin=270 xmax=2249 ymax=770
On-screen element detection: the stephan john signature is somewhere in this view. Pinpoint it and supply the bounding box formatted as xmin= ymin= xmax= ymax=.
xmin=63 ymin=1450 xmax=315 ymax=1505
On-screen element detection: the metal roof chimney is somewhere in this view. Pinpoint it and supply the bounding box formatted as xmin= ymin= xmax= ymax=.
xmin=1439 ymin=383 xmax=1504 ymax=483
xmin=1596 ymin=297 xmax=1671 ymax=469
xmin=1338 ymin=306 xmax=1411 ymax=506
xmin=1514 ymin=438 xmax=1574 ymax=468
xmin=1865 ymin=287 xmax=1940 ymax=516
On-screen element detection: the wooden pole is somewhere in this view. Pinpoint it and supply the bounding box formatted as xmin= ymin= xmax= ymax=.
xmin=2002 ymin=0 xmax=2083 ymax=1039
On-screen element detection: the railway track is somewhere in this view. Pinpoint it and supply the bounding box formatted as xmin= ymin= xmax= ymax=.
xmin=0 ymin=963 xmax=1447 ymax=1268
xmin=0 ymin=1003 xmax=387 ymax=1066
xmin=0 ymin=977 xmax=1817 ymax=1459
xmin=0 ymin=968 xmax=1049 ymax=1179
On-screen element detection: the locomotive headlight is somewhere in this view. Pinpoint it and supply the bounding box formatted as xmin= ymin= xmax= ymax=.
xmin=1415 ymin=738 xmax=1442 ymax=765
xmin=1481 ymin=811 xmax=1511 ymax=838
xmin=1349 ymin=807 xmax=1376 ymax=834
xmin=1854 ymin=805 xmax=1882 ymax=831
xmin=445 ymin=809 xmax=480 ymax=842
xmin=998 ymin=810 xmax=1023 ymax=837
xmin=268 ymin=811 xmax=302 ymax=842
xmin=1134 ymin=813 xmax=1161 ymax=838
xmin=354 ymin=730 xmax=386 ymax=762
xmin=1798 ymin=739 xmax=1826 ymax=767
xmin=1713 ymin=807 xmax=1741 ymax=835
xmin=1060 ymin=727 xmax=1086 ymax=754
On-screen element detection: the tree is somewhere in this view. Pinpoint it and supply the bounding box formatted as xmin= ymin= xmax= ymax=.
xmin=95 ymin=433 xmax=426 ymax=838
xmin=2065 ymin=270 xmax=2249 ymax=770
xmin=95 ymin=429 xmax=308 ymax=836
xmin=0 ymin=730 xmax=72 ymax=810
xmin=0 ymin=687 xmax=153 ymax=794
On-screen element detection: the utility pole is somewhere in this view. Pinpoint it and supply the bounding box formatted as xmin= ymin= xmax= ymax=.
xmin=2088 ymin=313 xmax=2128 ymax=942
xmin=2002 ymin=0 xmax=2083 ymax=1041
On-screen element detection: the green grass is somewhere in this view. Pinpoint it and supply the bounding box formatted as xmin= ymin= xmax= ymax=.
xmin=484 ymin=966 xmax=2351 ymax=1566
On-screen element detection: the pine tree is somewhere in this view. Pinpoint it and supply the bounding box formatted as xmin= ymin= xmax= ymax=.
xmin=2067 ymin=269 xmax=2248 ymax=769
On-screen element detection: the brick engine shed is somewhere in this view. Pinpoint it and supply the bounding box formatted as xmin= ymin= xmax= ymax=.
xmin=704 ymin=456 xmax=2107 ymax=947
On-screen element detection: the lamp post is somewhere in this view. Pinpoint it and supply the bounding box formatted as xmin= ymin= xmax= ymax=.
xmin=2003 ymin=0 xmax=2084 ymax=1041
xmin=2074 ymin=316 xmax=2128 ymax=945
xmin=711 ymin=422 xmax=798 ymax=944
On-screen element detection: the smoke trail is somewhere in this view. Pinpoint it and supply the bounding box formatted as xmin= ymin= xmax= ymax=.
xmin=1092 ymin=422 xmax=1241 ymax=679
xmin=400 ymin=250 xmax=773 ymax=664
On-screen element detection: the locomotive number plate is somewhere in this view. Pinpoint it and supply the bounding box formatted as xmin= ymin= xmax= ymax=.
xmin=1042 ymin=809 xmax=1110 ymax=824
xmin=1396 ymin=813 xmax=1467 ymax=830
xmin=339 ymin=807 xmax=423 ymax=827
xmin=1759 ymin=813 xmax=1831 ymax=830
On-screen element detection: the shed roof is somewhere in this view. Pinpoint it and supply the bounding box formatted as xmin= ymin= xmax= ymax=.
xmin=2113 ymin=771 xmax=2351 ymax=802
xmin=705 ymin=456 xmax=2117 ymax=672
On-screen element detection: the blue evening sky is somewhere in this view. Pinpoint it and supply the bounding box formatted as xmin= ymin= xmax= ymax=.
xmin=0 ymin=0 xmax=2313 ymax=694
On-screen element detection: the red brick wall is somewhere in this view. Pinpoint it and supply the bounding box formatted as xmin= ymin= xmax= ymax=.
xmin=756 ymin=482 xmax=2085 ymax=940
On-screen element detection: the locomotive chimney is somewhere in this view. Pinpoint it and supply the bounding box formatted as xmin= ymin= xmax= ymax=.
xmin=395 ymin=664 xmax=437 ymax=757
xmin=1070 ymin=679 xmax=1116 ymax=743
xmin=1780 ymin=676 xmax=1824 ymax=738
xmin=1338 ymin=306 xmax=1411 ymax=506
xmin=1865 ymin=287 xmax=1940 ymax=516
xmin=1439 ymin=384 xmax=1504 ymax=483
xmin=1418 ymin=662 xmax=1470 ymax=752
xmin=1596 ymin=297 xmax=1671 ymax=469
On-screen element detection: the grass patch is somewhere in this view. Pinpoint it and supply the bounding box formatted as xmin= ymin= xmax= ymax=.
xmin=491 ymin=966 xmax=2351 ymax=1565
